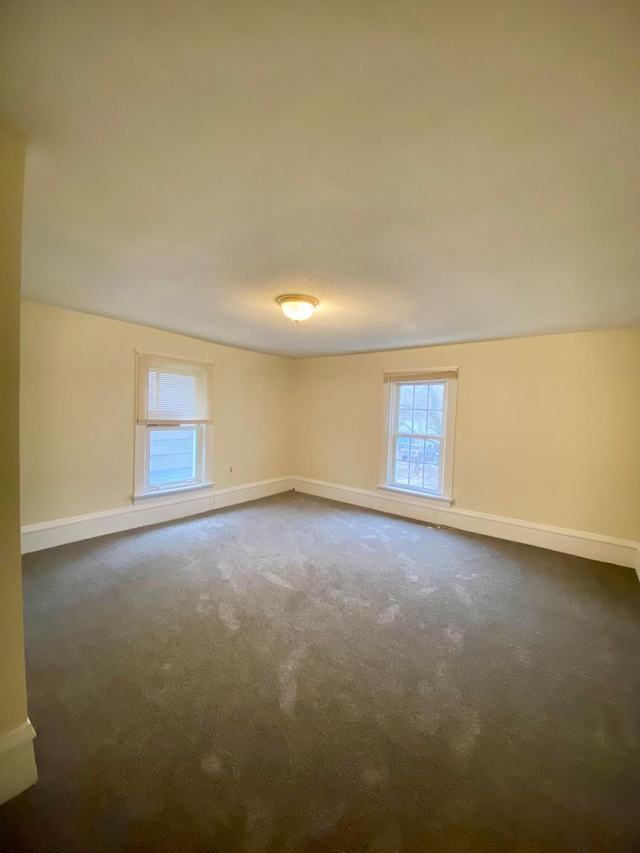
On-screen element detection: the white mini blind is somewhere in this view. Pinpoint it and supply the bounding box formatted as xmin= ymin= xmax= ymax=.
xmin=136 ymin=353 xmax=213 ymax=425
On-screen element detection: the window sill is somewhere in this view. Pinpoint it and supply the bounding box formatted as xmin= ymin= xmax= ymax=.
xmin=133 ymin=482 xmax=215 ymax=505
xmin=377 ymin=485 xmax=453 ymax=507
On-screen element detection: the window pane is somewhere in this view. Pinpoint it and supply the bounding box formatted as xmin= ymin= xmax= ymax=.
xmin=149 ymin=429 xmax=197 ymax=487
xmin=396 ymin=436 xmax=410 ymax=460
xmin=398 ymin=408 xmax=414 ymax=433
xmin=427 ymin=410 xmax=443 ymax=435
xmin=424 ymin=464 xmax=439 ymax=491
xmin=410 ymin=437 xmax=424 ymax=462
xmin=428 ymin=384 xmax=444 ymax=410
xmin=413 ymin=384 xmax=429 ymax=407
xmin=424 ymin=438 xmax=440 ymax=465
xmin=389 ymin=380 xmax=449 ymax=497
xmin=412 ymin=409 xmax=427 ymax=434
xmin=399 ymin=385 xmax=414 ymax=407
xmin=409 ymin=463 xmax=424 ymax=488
xmin=394 ymin=460 xmax=409 ymax=485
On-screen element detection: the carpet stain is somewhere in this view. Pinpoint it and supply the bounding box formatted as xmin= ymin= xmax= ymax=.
xmin=201 ymin=752 xmax=223 ymax=777
xmin=361 ymin=766 xmax=388 ymax=788
xmin=278 ymin=643 xmax=308 ymax=716
xmin=218 ymin=600 xmax=241 ymax=631
xmin=377 ymin=603 xmax=400 ymax=624
xmin=452 ymin=582 xmax=473 ymax=607
xmin=195 ymin=591 xmax=214 ymax=615
xmin=446 ymin=624 xmax=465 ymax=646
xmin=452 ymin=709 xmax=481 ymax=757
xmin=265 ymin=572 xmax=293 ymax=589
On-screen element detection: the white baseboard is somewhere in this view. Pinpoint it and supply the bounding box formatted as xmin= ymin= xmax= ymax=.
xmin=20 ymin=473 xmax=639 ymax=572
xmin=21 ymin=477 xmax=294 ymax=553
xmin=292 ymin=477 xmax=640 ymax=571
xmin=0 ymin=719 xmax=37 ymax=806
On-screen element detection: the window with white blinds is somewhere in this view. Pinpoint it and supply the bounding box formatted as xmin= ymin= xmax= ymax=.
xmin=136 ymin=354 xmax=212 ymax=425
xmin=135 ymin=353 xmax=213 ymax=497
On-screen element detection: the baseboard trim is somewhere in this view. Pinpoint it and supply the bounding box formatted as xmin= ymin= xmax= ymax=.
xmin=0 ymin=719 xmax=36 ymax=758
xmin=21 ymin=477 xmax=294 ymax=553
xmin=0 ymin=719 xmax=37 ymax=806
xmin=292 ymin=477 xmax=640 ymax=570
xmin=21 ymin=473 xmax=639 ymax=571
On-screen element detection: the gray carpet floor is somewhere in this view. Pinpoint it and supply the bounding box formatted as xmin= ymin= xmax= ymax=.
xmin=1 ymin=491 xmax=639 ymax=852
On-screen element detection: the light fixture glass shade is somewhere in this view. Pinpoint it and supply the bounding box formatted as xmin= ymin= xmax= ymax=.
xmin=276 ymin=295 xmax=318 ymax=322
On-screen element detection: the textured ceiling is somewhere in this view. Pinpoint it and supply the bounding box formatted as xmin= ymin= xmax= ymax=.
xmin=1 ymin=0 xmax=639 ymax=356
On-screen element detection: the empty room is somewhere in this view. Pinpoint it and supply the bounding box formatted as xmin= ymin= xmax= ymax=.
xmin=1 ymin=1 xmax=639 ymax=850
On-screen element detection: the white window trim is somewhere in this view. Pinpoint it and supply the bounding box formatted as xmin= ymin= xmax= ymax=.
xmin=377 ymin=485 xmax=454 ymax=505
xmin=378 ymin=371 xmax=458 ymax=504
xmin=132 ymin=481 xmax=215 ymax=506
xmin=133 ymin=352 xmax=214 ymax=501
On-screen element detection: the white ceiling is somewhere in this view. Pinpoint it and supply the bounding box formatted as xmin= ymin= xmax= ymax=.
xmin=1 ymin=0 xmax=639 ymax=357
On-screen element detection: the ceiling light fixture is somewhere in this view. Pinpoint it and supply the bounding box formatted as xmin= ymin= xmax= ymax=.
xmin=276 ymin=294 xmax=318 ymax=323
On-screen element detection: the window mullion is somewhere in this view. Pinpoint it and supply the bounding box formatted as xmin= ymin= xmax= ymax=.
xmin=402 ymin=433 xmax=442 ymax=441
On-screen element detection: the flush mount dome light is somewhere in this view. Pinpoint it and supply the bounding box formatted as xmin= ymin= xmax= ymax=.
xmin=276 ymin=294 xmax=318 ymax=322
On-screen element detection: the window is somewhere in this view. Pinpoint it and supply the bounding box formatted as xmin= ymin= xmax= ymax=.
xmin=382 ymin=368 xmax=458 ymax=501
xmin=135 ymin=353 xmax=213 ymax=498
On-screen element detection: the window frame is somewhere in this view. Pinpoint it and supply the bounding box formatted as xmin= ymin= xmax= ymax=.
xmin=134 ymin=352 xmax=214 ymax=501
xmin=380 ymin=372 xmax=457 ymax=504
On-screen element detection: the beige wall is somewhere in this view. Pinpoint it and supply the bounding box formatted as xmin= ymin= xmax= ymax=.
xmin=20 ymin=302 xmax=640 ymax=543
xmin=0 ymin=118 xmax=37 ymax=802
xmin=21 ymin=302 xmax=294 ymax=526
xmin=293 ymin=329 xmax=640 ymax=542
xmin=0 ymin=119 xmax=28 ymax=733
